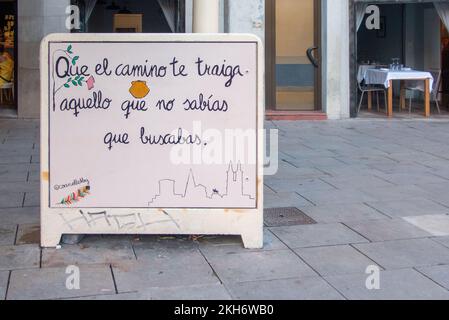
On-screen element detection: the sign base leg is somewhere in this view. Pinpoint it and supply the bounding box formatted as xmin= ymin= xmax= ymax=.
xmin=40 ymin=231 xmax=62 ymax=248
xmin=241 ymin=231 xmax=263 ymax=249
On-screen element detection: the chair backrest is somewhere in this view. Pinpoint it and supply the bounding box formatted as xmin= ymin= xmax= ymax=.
xmin=429 ymin=69 xmax=441 ymax=101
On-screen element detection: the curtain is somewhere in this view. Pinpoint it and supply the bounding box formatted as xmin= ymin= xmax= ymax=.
xmin=356 ymin=3 xmax=368 ymax=32
xmin=157 ymin=0 xmax=177 ymax=32
xmin=84 ymin=0 xmax=98 ymax=23
xmin=435 ymin=2 xmax=449 ymax=32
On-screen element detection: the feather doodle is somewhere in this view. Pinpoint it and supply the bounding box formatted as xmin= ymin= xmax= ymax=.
xmin=59 ymin=186 xmax=90 ymax=205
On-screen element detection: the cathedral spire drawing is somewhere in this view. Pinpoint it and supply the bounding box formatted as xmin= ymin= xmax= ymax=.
xmin=148 ymin=162 xmax=255 ymax=208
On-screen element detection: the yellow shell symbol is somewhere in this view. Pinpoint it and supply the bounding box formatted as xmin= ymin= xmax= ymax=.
xmin=129 ymin=80 xmax=150 ymax=99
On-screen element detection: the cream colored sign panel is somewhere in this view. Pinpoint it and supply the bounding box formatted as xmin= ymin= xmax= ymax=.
xmin=40 ymin=33 xmax=264 ymax=248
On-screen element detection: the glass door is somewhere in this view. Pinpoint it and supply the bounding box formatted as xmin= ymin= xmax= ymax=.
xmin=275 ymin=0 xmax=320 ymax=111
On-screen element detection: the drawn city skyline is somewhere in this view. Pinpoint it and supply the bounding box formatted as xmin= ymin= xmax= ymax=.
xmin=148 ymin=162 xmax=256 ymax=208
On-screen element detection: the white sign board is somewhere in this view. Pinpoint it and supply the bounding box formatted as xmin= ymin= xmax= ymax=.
xmin=40 ymin=34 xmax=264 ymax=248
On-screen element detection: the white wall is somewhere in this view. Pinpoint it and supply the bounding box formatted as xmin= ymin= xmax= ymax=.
xmin=225 ymin=0 xmax=265 ymax=42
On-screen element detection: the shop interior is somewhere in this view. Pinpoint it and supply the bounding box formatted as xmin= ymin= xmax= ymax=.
xmin=71 ymin=0 xmax=184 ymax=34
xmin=356 ymin=2 xmax=448 ymax=117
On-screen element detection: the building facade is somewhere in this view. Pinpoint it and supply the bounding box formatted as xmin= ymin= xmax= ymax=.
xmin=1 ymin=0 xmax=447 ymax=119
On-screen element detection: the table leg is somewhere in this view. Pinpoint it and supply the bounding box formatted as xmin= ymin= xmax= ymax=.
xmin=367 ymin=91 xmax=372 ymax=111
xmin=388 ymin=80 xmax=393 ymax=117
xmin=424 ymin=78 xmax=430 ymax=117
xmin=400 ymin=80 xmax=405 ymax=110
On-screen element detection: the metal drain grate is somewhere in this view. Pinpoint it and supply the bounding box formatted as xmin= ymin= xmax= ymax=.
xmin=264 ymin=207 xmax=317 ymax=227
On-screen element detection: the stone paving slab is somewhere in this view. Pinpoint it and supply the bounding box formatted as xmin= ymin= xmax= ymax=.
xmin=140 ymin=284 xmax=232 ymax=300
xmin=0 ymin=224 xmax=16 ymax=246
xmin=1 ymin=141 xmax=34 ymax=149
xmin=335 ymin=156 xmax=398 ymax=167
xmin=297 ymin=189 xmax=377 ymax=206
xmin=325 ymin=269 xmax=449 ymax=300
xmin=300 ymin=203 xmax=389 ymax=223
xmin=376 ymin=172 xmax=449 ymax=186
xmin=433 ymin=236 xmax=449 ymax=249
xmin=0 ymin=166 xmax=28 ymax=183
xmin=370 ymin=162 xmax=432 ymax=175
xmin=366 ymin=198 xmax=449 ymax=218
xmin=270 ymin=223 xmax=369 ymax=249
xmin=132 ymin=235 xmax=198 ymax=254
xmin=204 ymin=250 xmax=317 ymax=284
xmin=27 ymin=171 xmax=40 ymax=182
xmin=42 ymin=235 xmax=136 ymax=268
xmin=0 ymin=192 xmax=24 ymax=209
xmin=0 ymin=181 xmax=39 ymax=194
xmin=0 ymin=207 xmax=39 ymax=225
xmin=15 ymin=223 xmax=40 ymax=245
xmin=416 ymin=264 xmax=449 ymax=290
xmin=7 ymin=265 xmax=115 ymax=300
xmin=312 ymin=164 xmax=380 ymax=178
xmin=0 ymin=244 xmax=40 ymax=271
xmin=413 ymin=184 xmax=449 ymax=208
xmin=264 ymin=191 xmax=314 ymax=208
xmin=23 ymin=192 xmax=39 ymax=207
xmin=285 ymin=157 xmax=348 ymax=169
xmin=0 ymin=271 xmax=8 ymax=300
xmin=226 ymin=277 xmax=344 ymax=300
xmin=264 ymin=177 xmax=336 ymax=194
xmin=353 ymin=238 xmax=449 ymax=269
xmin=69 ymin=292 xmax=140 ymax=300
xmin=198 ymin=229 xmax=287 ymax=256
xmin=112 ymin=250 xmax=219 ymax=292
xmin=295 ymin=245 xmax=380 ymax=277
xmin=71 ymin=288 xmax=228 ymax=300
xmin=361 ymin=185 xmax=427 ymax=202
xmin=268 ymin=162 xmax=328 ymax=178
xmin=321 ymin=175 xmax=394 ymax=190
xmin=0 ymin=155 xmax=31 ymax=165
xmin=403 ymin=214 xmax=449 ymax=237
xmin=196 ymin=235 xmax=242 ymax=246
xmin=344 ymin=219 xmax=432 ymax=242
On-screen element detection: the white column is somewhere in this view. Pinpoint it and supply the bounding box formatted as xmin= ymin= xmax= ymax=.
xmin=18 ymin=0 xmax=70 ymax=119
xmin=193 ymin=0 xmax=220 ymax=33
xmin=323 ymin=0 xmax=350 ymax=119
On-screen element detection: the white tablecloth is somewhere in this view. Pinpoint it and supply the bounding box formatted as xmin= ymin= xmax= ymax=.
xmin=357 ymin=64 xmax=377 ymax=83
xmin=364 ymin=69 xmax=434 ymax=91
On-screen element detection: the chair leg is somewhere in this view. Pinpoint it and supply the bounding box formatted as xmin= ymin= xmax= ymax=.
xmin=0 ymin=89 xmax=3 ymax=105
xmin=358 ymin=91 xmax=365 ymax=113
xmin=409 ymin=97 xmax=412 ymax=115
xmin=383 ymin=91 xmax=387 ymax=114
xmin=376 ymin=92 xmax=380 ymax=111
xmin=436 ymin=100 xmax=441 ymax=114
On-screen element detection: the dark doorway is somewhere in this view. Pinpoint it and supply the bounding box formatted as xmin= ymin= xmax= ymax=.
xmin=71 ymin=0 xmax=185 ymax=33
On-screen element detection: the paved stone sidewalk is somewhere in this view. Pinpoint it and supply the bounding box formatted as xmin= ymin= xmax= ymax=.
xmin=2 ymin=118 xmax=449 ymax=300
